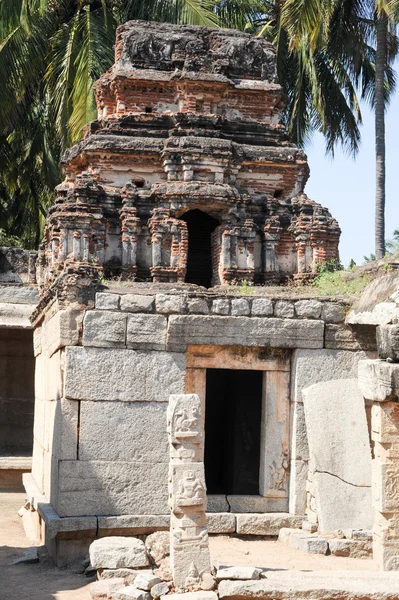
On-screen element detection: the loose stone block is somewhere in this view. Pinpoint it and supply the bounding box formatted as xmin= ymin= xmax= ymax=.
xmin=274 ymin=300 xmax=294 ymax=318
xmin=145 ymin=531 xmax=170 ymax=565
xmin=89 ymin=537 xmax=149 ymax=569
xmin=358 ymin=360 xmax=399 ymax=402
xmin=211 ymin=299 xmax=230 ymax=315
xmin=114 ymin=587 xmax=152 ymax=600
xmin=216 ymin=567 xmax=261 ymax=581
xmin=251 ymin=298 xmax=273 ymax=317
xmin=295 ymin=536 xmax=328 ymax=555
xmin=303 ymin=379 xmax=372 ymax=533
xmin=96 ymin=292 xmax=120 ymax=310
xmin=325 ymin=324 xmax=361 ymax=350
xmin=135 ymin=573 xmax=162 ymax=591
xmin=235 ymin=513 xmax=303 ymax=535
xmin=322 ymin=302 xmax=346 ymax=323
xmin=231 ymin=298 xmax=250 ymax=316
xmin=167 ymin=316 xmax=324 ymax=352
xmin=294 ymin=300 xmax=322 ymax=319
xmin=151 ymin=583 xmax=170 ymax=598
xmin=156 ymin=295 xmax=186 ymax=314
xmin=101 ymin=569 xmax=146 ymax=585
xmin=120 ymin=294 xmax=155 ymax=313
xmin=79 ymin=402 xmax=168 ymax=462
xmin=187 ymin=298 xmax=209 ymax=315
xmin=377 ymin=325 xmax=399 ymax=361
xmin=167 ymin=394 xmax=211 ymax=588
xmin=89 ymin=578 xmax=126 ymax=599
xmin=126 ymin=314 xmax=167 ymax=350
xmin=83 ymin=311 xmax=127 ymax=347
xmin=206 ymin=513 xmax=236 ymax=534
xmin=64 ymin=347 xmax=186 ymax=402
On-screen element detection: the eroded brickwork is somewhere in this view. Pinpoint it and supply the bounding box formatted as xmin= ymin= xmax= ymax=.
xmin=38 ymin=21 xmax=340 ymax=293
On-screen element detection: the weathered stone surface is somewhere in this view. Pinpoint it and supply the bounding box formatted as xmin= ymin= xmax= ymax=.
xmin=83 ymin=311 xmax=127 ymax=347
xmin=288 ymin=459 xmax=308 ymax=515
xmin=302 ymin=379 xmax=371 ymax=486
xmin=156 ymin=295 xmax=186 ymax=314
xmin=187 ymin=298 xmax=209 ymax=315
xmin=206 ymin=513 xmax=236 ymax=534
xmin=98 ymin=516 xmax=169 ymax=534
xmin=207 ymin=495 xmax=230 ymax=513
xmin=145 ymin=532 xmax=170 ymax=565
xmin=0 ymin=301 xmax=35 ymax=328
xmin=151 ymin=582 xmax=170 ymax=598
xmin=89 ymin=578 xmax=126 ymax=599
xmin=126 ymin=314 xmax=167 ymax=350
xmin=90 ymin=537 xmax=149 ymax=569
xmin=57 ymin=460 xmax=169 ymax=517
xmin=358 ymin=359 xmax=399 ymax=401
xmin=303 ymin=379 xmax=372 ymax=533
xmin=290 ymin=402 xmax=308 ymax=461
xmin=135 ymin=573 xmax=162 ymax=591
xmin=11 ymin=546 xmax=39 ymax=564
xmin=101 ymin=569 xmax=147 ymax=585
xmin=114 ymin=587 xmax=152 ymax=600
xmin=294 ymin=300 xmax=322 ymax=319
xmin=235 ymin=513 xmax=303 ymax=535
xmin=347 ymin=273 xmax=399 ymax=325
xmin=64 ymin=347 xmax=186 ymax=402
xmin=0 ymin=283 xmax=38 ymax=304
xmin=162 ymin=593 xmax=217 ymax=600
xmin=313 ymin=472 xmax=373 ymax=534
xmin=211 ymin=299 xmax=230 ymax=315
xmin=292 ymin=349 xmax=367 ymax=402
xmin=218 ymin=573 xmax=399 ymax=600
xmin=96 ymin=292 xmax=120 ymax=310
xmin=167 ymin=316 xmax=324 ymax=351
xmin=231 ymin=298 xmax=250 ymax=316
xmin=120 ymin=294 xmax=155 ymax=313
xmin=40 ymin=309 xmax=81 ymax=355
xmin=216 ymin=567 xmax=261 ymax=581
xmin=321 ymin=302 xmax=346 ymax=323
xmin=228 ymin=496 xmax=288 ymax=514
xmin=79 ymin=401 xmax=168 ymax=462
xmin=295 ymin=536 xmax=328 ymax=555
xmin=274 ymin=301 xmax=294 ymax=318
xmin=324 ymin=324 xmax=361 ymax=350
xmin=251 ymin=298 xmax=273 ymax=317
xmin=377 ymin=324 xmax=399 ymax=361
xmin=328 ymin=539 xmax=372 ymax=558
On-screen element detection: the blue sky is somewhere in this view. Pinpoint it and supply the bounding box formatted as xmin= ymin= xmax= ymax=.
xmin=304 ymin=92 xmax=399 ymax=267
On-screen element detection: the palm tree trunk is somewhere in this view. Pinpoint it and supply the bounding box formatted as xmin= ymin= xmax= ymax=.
xmin=375 ymin=11 xmax=387 ymax=260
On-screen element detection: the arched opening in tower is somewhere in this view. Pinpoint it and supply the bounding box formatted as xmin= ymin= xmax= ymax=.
xmin=181 ymin=209 xmax=219 ymax=288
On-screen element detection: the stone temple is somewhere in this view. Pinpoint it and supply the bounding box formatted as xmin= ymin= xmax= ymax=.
xmin=2 ymin=20 xmax=399 ymax=578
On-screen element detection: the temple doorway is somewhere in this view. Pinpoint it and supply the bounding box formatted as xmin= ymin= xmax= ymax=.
xmin=181 ymin=209 xmax=219 ymax=288
xmin=204 ymin=368 xmax=263 ymax=495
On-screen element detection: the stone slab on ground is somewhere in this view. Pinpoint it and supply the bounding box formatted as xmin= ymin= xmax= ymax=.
xmin=216 ymin=566 xmax=261 ymax=581
xmin=135 ymin=573 xmax=162 ymax=591
xmin=113 ymin=587 xmax=151 ymax=600
xmin=151 ymin=582 xmax=170 ymax=598
xmin=236 ymin=513 xmax=303 ymax=535
xmin=161 ymin=593 xmax=217 ymax=600
xmin=218 ymin=572 xmax=399 ymax=600
xmin=89 ymin=537 xmax=149 ymax=569
xmin=101 ymin=569 xmax=149 ymax=585
xmin=302 ymin=379 xmax=372 ymax=533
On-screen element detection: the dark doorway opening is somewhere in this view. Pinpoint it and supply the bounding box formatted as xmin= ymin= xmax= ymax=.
xmin=181 ymin=209 xmax=219 ymax=288
xmin=204 ymin=369 xmax=263 ymax=495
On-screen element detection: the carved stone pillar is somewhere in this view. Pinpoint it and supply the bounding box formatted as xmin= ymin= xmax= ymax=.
xmin=263 ymin=217 xmax=281 ymax=281
xmin=167 ymin=394 xmax=211 ymax=589
xmin=220 ymin=219 xmax=257 ymax=284
xmin=120 ymin=187 xmax=141 ymax=280
xmin=148 ymin=209 xmax=188 ymax=283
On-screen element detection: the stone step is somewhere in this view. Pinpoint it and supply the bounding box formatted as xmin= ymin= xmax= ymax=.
xmin=218 ymin=572 xmax=399 ymax=600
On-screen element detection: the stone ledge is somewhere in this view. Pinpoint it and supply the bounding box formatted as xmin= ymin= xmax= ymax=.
xmin=235 ymin=513 xmax=304 ymax=535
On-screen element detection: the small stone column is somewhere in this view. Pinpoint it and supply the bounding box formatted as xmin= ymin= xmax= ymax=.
xmin=167 ymin=393 xmax=211 ymax=589
xmin=358 ymin=358 xmax=399 ymax=570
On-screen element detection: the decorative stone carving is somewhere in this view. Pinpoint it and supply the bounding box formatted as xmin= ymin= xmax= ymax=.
xmin=167 ymin=394 xmax=211 ymax=589
xmin=148 ymin=209 xmax=188 ymax=283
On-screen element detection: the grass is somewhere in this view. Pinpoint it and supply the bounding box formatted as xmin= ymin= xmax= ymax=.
xmin=311 ymin=269 xmax=373 ymax=297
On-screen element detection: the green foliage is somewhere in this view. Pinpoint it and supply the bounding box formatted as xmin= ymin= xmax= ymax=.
xmin=312 ymin=269 xmax=373 ymax=297
xmin=0 ymin=228 xmax=23 ymax=247
xmin=315 ymin=258 xmax=343 ymax=274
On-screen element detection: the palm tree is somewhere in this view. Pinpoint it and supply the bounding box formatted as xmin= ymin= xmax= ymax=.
xmin=279 ymin=0 xmax=398 ymax=260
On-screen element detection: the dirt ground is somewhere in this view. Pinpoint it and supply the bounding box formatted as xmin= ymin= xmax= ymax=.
xmin=1 ymin=492 xmax=378 ymax=600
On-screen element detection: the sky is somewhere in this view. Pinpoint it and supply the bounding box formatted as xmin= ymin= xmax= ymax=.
xmin=304 ymin=92 xmax=399 ymax=267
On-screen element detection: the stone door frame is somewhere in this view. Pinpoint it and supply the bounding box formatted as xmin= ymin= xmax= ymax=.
xmin=186 ymin=345 xmax=291 ymax=512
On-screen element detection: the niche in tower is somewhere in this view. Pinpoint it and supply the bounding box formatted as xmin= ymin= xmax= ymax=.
xmin=181 ymin=209 xmax=219 ymax=288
